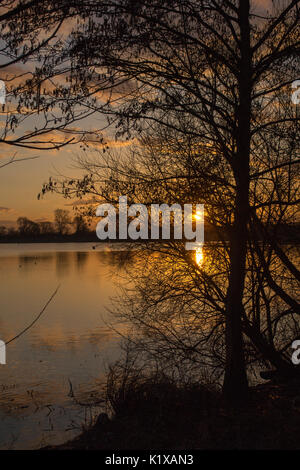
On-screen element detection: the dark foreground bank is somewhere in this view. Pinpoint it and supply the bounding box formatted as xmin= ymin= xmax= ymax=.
xmin=43 ymin=378 xmax=300 ymax=450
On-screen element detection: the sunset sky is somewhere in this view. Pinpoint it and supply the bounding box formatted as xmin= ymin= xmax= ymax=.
xmin=0 ymin=0 xmax=275 ymax=228
xmin=0 ymin=99 xmax=134 ymax=227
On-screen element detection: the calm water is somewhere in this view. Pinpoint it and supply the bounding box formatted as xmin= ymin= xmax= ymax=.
xmin=0 ymin=243 xmax=131 ymax=449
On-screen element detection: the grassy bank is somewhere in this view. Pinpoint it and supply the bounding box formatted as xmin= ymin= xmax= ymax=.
xmin=44 ymin=376 xmax=300 ymax=450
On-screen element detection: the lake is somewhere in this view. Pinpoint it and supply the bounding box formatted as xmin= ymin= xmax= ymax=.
xmin=1 ymin=241 xmax=297 ymax=449
xmin=0 ymin=243 xmax=131 ymax=449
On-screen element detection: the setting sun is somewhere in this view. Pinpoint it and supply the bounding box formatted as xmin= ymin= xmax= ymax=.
xmin=194 ymin=210 xmax=203 ymax=221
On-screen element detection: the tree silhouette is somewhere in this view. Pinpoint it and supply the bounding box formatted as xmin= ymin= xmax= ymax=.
xmin=0 ymin=0 xmax=91 ymax=161
xmin=37 ymin=0 xmax=300 ymax=405
xmin=73 ymin=214 xmax=88 ymax=234
xmin=54 ymin=208 xmax=71 ymax=235
xmin=17 ymin=216 xmax=40 ymax=236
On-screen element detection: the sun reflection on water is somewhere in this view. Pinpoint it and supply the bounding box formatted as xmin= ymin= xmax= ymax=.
xmin=195 ymin=245 xmax=204 ymax=266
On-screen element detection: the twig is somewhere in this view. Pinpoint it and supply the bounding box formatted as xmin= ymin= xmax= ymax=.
xmin=0 ymin=153 xmax=39 ymax=169
xmin=3 ymin=285 xmax=60 ymax=347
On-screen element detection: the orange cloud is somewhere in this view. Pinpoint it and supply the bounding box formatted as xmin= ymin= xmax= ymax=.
xmin=64 ymin=197 xmax=101 ymax=207
xmin=0 ymin=206 xmax=13 ymax=214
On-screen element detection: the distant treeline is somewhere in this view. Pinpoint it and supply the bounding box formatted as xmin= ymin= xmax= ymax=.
xmin=0 ymin=209 xmax=96 ymax=243
xmin=0 ymin=209 xmax=299 ymax=244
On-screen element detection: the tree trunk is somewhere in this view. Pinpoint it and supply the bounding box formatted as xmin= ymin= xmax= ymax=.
xmin=222 ymin=177 xmax=249 ymax=404
xmin=222 ymin=0 xmax=251 ymax=406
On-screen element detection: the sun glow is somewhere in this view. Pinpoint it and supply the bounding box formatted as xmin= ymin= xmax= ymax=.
xmin=194 ymin=211 xmax=203 ymax=221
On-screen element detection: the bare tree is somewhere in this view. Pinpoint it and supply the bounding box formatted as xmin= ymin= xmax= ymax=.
xmin=54 ymin=208 xmax=71 ymax=235
xmin=0 ymin=0 xmax=98 ymax=166
xmin=37 ymin=0 xmax=300 ymax=404
xmin=17 ymin=216 xmax=40 ymax=236
xmin=73 ymin=214 xmax=88 ymax=233
xmin=39 ymin=220 xmax=54 ymax=235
